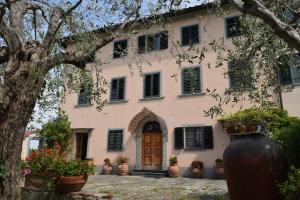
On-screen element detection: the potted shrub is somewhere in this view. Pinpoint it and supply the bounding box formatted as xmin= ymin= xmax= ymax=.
xmin=168 ymin=155 xmax=180 ymax=178
xmin=22 ymin=145 xmax=61 ymax=191
xmin=54 ymin=159 xmax=94 ymax=193
xmin=191 ymin=161 xmax=204 ymax=178
xmin=116 ymin=156 xmax=129 ymax=176
xmin=214 ymin=159 xmax=224 ymax=179
xmin=103 ymin=158 xmax=113 ymax=175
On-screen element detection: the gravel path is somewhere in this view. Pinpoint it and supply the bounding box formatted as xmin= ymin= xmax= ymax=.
xmin=82 ymin=175 xmax=228 ymax=200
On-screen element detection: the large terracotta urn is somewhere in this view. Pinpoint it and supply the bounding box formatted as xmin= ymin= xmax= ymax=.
xmin=223 ymin=133 xmax=288 ymax=200
xmin=168 ymin=164 xmax=180 ymax=178
xmin=117 ymin=163 xmax=129 ymax=176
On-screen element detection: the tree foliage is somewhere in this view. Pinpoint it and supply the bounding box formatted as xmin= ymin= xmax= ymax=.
xmin=39 ymin=113 xmax=72 ymax=153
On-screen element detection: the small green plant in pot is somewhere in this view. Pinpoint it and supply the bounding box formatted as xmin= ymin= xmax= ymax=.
xmin=103 ymin=158 xmax=113 ymax=175
xmin=116 ymin=156 xmax=129 ymax=176
xmin=168 ymin=156 xmax=180 ymax=178
xmin=191 ymin=161 xmax=204 ymax=178
xmin=54 ymin=159 xmax=95 ymax=193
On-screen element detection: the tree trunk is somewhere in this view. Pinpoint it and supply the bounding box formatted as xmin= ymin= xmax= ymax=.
xmin=0 ymin=62 xmax=45 ymax=200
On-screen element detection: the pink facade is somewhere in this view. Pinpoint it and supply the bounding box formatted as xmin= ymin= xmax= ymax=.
xmin=61 ymin=5 xmax=296 ymax=176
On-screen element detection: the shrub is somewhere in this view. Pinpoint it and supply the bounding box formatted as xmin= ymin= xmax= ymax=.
xmin=39 ymin=113 xmax=72 ymax=153
xmin=280 ymin=166 xmax=300 ymax=200
xmin=274 ymin=117 xmax=300 ymax=168
xmin=169 ymin=155 xmax=178 ymax=165
xmin=104 ymin=158 xmax=111 ymax=166
xmin=219 ymin=107 xmax=290 ymax=135
xmin=116 ymin=156 xmax=129 ymax=165
xmin=53 ymin=159 xmax=94 ymax=177
xmin=191 ymin=161 xmax=203 ymax=169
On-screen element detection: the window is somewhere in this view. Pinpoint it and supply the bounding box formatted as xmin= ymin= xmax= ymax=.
xmin=78 ymin=83 xmax=92 ymax=105
xmin=138 ymin=31 xmax=168 ymax=53
xmin=174 ymin=126 xmax=213 ymax=150
xmin=226 ymin=16 xmax=242 ymax=38
xmin=181 ymin=25 xmax=199 ymax=46
xmin=182 ymin=67 xmax=201 ymax=95
xmin=279 ymin=54 xmax=300 ymax=85
xmin=144 ymin=72 xmax=161 ymax=98
xmin=228 ymin=59 xmax=253 ymax=90
xmin=113 ymin=39 xmax=128 ymax=58
xmin=107 ymin=130 xmax=123 ymax=151
xmin=110 ymin=77 xmax=125 ymax=101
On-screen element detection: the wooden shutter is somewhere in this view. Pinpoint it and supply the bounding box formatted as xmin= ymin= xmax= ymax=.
xmin=108 ymin=130 xmax=123 ymax=151
xmin=138 ymin=35 xmax=146 ymax=53
xmin=181 ymin=27 xmax=189 ymax=46
xmin=144 ymin=74 xmax=152 ymax=97
xmin=174 ymin=127 xmax=184 ymax=149
xmin=203 ymin=126 xmax=214 ymax=149
xmin=160 ymin=31 xmax=168 ymax=50
xmin=190 ymin=25 xmax=199 ymax=44
xmin=192 ymin=67 xmax=201 ymax=93
xmin=110 ymin=79 xmax=118 ymax=100
xmin=152 ymin=73 xmax=160 ymax=96
xmin=182 ymin=69 xmax=191 ymax=94
xmin=118 ymin=78 xmax=125 ymax=100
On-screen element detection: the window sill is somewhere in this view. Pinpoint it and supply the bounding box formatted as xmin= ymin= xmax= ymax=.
xmin=107 ymin=99 xmax=129 ymax=104
xmin=74 ymin=104 xmax=93 ymax=108
xmin=180 ymin=42 xmax=200 ymax=48
xmin=140 ymin=96 xmax=165 ymax=101
xmin=107 ymin=149 xmax=124 ymax=152
xmin=178 ymin=93 xmax=206 ymax=98
xmin=184 ymin=148 xmax=204 ymax=151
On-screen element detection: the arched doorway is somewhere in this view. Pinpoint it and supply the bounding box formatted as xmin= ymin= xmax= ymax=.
xmin=128 ymin=107 xmax=168 ymax=170
xmin=141 ymin=121 xmax=162 ymax=170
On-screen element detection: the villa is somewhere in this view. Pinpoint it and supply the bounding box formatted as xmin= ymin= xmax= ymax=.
xmin=46 ymin=3 xmax=300 ymax=177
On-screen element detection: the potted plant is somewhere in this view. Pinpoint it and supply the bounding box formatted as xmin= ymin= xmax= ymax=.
xmin=168 ymin=155 xmax=180 ymax=178
xmin=116 ymin=156 xmax=129 ymax=176
xmin=22 ymin=145 xmax=61 ymax=191
xmin=214 ymin=159 xmax=224 ymax=179
xmin=103 ymin=158 xmax=113 ymax=175
xmin=191 ymin=161 xmax=204 ymax=178
xmin=54 ymin=159 xmax=94 ymax=193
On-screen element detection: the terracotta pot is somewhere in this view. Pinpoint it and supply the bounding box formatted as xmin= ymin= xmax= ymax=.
xmin=214 ymin=166 xmax=225 ymax=179
xmin=117 ymin=163 xmax=128 ymax=176
xmin=24 ymin=172 xmax=53 ymax=191
xmin=191 ymin=167 xmax=203 ymax=178
xmin=223 ymin=133 xmax=288 ymax=200
xmin=55 ymin=175 xmax=88 ymax=193
xmin=103 ymin=164 xmax=113 ymax=175
xmin=168 ymin=164 xmax=180 ymax=178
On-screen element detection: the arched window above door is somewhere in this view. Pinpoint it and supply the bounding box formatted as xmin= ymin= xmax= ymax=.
xmin=142 ymin=121 xmax=161 ymax=133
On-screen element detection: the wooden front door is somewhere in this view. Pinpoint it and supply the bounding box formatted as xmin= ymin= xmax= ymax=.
xmin=75 ymin=132 xmax=88 ymax=160
xmin=142 ymin=133 xmax=162 ymax=170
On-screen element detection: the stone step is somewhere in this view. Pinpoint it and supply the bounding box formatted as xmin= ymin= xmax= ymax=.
xmin=130 ymin=170 xmax=168 ymax=178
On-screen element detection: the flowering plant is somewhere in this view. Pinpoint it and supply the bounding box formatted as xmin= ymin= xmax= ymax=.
xmin=22 ymin=143 xmax=61 ymax=176
xmin=116 ymin=156 xmax=129 ymax=165
xmin=169 ymin=155 xmax=178 ymax=165
xmin=53 ymin=159 xmax=95 ymax=177
xmin=104 ymin=158 xmax=112 ymax=166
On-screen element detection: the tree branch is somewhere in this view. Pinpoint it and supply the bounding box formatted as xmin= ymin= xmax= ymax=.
xmin=232 ymin=0 xmax=300 ymax=52
xmin=0 ymin=46 xmax=9 ymax=63
xmin=0 ymin=11 xmax=22 ymax=55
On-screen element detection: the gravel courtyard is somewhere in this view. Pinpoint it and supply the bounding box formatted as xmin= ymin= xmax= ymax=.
xmin=82 ymin=175 xmax=228 ymax=200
